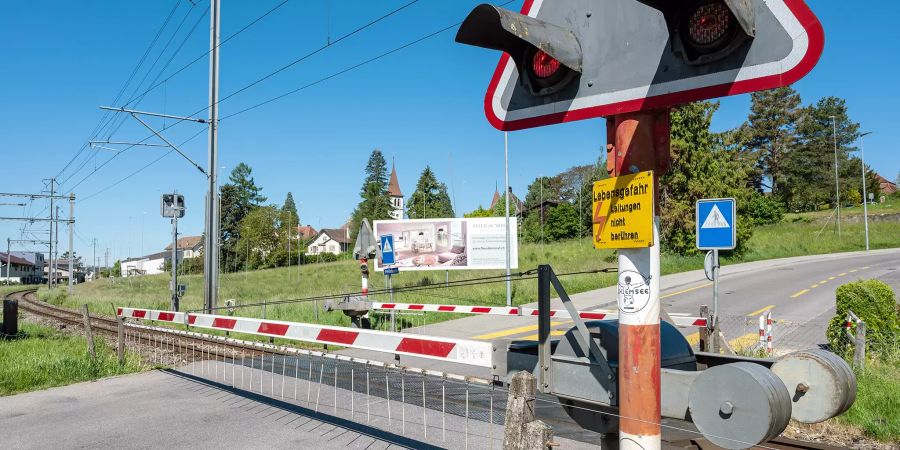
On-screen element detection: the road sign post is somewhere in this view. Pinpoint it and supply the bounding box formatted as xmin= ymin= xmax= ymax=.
xmin=456 ymin=1 xmax=823 ymax=447
xmin=380 ymin=234 xmax=397 ymax=330
xmin=697 ymin=198 xmax=736 ymax=332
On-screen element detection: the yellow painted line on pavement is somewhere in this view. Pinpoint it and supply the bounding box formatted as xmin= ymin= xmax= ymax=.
xmin=849 ymin=269 xmax=858 ymax=273
xmin=747 ymin=305 xmax=775 ymax=316
xmin=828 ymin=276 xmax=836 ymax=280
xmin=838 ymin=272 xmax=847 ymax=276
xmin=661 ymin=282 xmax=712 ymax=299
xmin=729 ymin=332 xmax=759 ymax=350
xmin=472 ymin=321 xmax=570 ymax=340
xmin=791 ymin=289 xmax=810 ymax=298
xmin=819 ymin=279 xmax=828 ymax=284
xmin=862 ymin=266 xmax=870 ymax=270
xmin=684 ymin=332 xmax=700 ymax=346
xmin=518 ymin=329 xmax=569 ymax=341
xmin=811 ymin=283 xmax=819 ymax=288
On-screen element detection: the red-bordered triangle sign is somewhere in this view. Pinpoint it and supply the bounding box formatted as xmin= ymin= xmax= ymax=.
xmin=481 ymin=0 xmax=824 ymax=131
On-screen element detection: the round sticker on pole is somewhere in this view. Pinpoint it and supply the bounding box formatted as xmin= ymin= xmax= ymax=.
xmin=617 ymin=270 xmax=651 ymax=313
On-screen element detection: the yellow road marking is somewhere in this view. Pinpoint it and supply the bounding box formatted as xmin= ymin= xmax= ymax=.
xmin=828 ymin=276 xmax=836 ymax=280
xmin=472 ymin=321 xmax=569 ymax=340
xmin=791 ymin=289 xmax=810 ymax=298
xmin=862 ymin=266 xmax=870 ymax=270
xmin=684 ymin=332 xmax=700 ymax=346
xmin=849 ymin=269 xmax=858 ymax=273
xmin=729 ymin=333 xmax=760 ymax=351
xmin=747 ymin=305 xmax=775 ymax=316
xmin=811 ymin=284 xmax=819 ymax=288
xmin=838 ymin=272 xmax=847 ymax=276
xmin=518 ymin=329 xmax=569 ymax=341
xmin=661 ymin=282 xmax=713 ymax=299
xmin=819 ymin=279 xmax=828 ymax=284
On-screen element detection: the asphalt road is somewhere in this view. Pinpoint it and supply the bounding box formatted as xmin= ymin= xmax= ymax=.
xmin=339 ymin=248 xmax=900 ymax=376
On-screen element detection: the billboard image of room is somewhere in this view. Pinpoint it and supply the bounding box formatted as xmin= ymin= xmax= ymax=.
xmin=373 ymin=217 xmax=518 ymax=271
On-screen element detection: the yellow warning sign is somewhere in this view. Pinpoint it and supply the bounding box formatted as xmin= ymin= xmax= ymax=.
xmin=592 ymin=171 xmax=654 ymax=249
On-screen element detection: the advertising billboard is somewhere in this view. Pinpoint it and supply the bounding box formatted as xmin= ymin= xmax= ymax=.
xmin=372 ymin=217 xmax=518 ymax=271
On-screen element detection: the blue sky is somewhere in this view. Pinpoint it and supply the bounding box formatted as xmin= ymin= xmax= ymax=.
xmin=1 ymin=1 xmax=897 ymax=264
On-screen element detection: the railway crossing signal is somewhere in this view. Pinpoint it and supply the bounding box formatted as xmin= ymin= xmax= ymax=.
xmin=455 ymin=0 xmax=824 ymax=131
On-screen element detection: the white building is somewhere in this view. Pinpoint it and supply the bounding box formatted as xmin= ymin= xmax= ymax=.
xmin=121 ymin=252 xmax=167 ymax=277
xmin=0 ymin=252 xmax=43 ymax=284
xmin=307 ymin=228 xmax=352 ymax=255
xmin=164 ymin=235 xmax=203 ymax=260
xmin=388 ymin=162 xmax=404 ymax=220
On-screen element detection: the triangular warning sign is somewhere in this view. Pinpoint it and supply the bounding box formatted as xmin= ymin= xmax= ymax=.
xmin=382 ymin=240 xmax=393 ymax=253
xmin=701 ymin=205 xmax=730 ymax=229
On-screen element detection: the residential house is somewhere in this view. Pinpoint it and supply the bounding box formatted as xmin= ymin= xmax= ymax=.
xmin=489 ymin=186 xmax=526 ymax=216
xmin=296 ymin=225 xmax=317 ymax=242
xmin=0 ymin=252 xmax=42 ymax=284
xmin=876 ymin=173 xmax=897 ymax=197
xmin=164 ymin=235 xmax=203 ymax=261
xmin=43 ymin=259 xmax=86 ymax=284
xmin=307 ymin=228 xmax=352 ymax=255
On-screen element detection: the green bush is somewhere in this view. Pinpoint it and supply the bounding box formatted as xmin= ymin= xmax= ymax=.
xmin=827 ymin=280 xmax=900 ymax=361
xmin=745 ymin=193 xmax=784 ymax=225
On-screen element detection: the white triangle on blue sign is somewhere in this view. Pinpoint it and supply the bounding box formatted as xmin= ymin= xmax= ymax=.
xmin=701 ymin=205 xmax=730 ymax=229
xmin=383 ymin=240 xmax=393 ymax=253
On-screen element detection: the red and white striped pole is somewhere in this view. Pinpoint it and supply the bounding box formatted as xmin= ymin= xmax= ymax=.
xmin=608 ymin=110 xmax=670 ymax=450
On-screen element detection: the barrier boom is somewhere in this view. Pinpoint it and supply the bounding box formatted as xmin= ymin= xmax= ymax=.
xmin=117 ymin=307 xmax=492 ymax=368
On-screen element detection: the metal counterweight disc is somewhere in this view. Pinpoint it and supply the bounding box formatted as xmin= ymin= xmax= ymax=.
xmin=688 ymin=362 xmax=791 ymax=450
xmin=771 ymin=349 xmax=857 ymax=423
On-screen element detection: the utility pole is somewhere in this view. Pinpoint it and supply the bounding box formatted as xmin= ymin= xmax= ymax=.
xmin=92 ymin=238 xmax=96 ymax=281
xmin=504 ymin=132 xmax=512 ymax=311
xmin=68 ymin=193 xmax=74 ymax=294
xmin=203 ymin=0 xmax=221 ymax=313
xmin=859 ymin=131 xmax=872 ymax=251
xmin=105 ymin=248 xmax=109 ymax=282
xmin=831 ymin=115 xmax=841 ymax=237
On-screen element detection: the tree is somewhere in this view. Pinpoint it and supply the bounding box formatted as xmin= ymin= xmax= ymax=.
xmin=577 ymin=156 xmax=610 ymax=236
xmin=350 ymin=150 xmax=394 ymax=238
xmin=236 ymin=206 xmax=283 ymax=270
xmin=59 ymin=251 xmax=83 ymax=269
xmin=465 ymin=205 xmax=493 ymax=218
xmin=219 ymin=163 xmax=266 ymax=271
xmin=544 ymin=203 xmax=580 ymax=241
xmin=111 ymin=260 xmax=121 ymax=277
xmin=745 ymin=87 xmax=802 ymax=194
xmin=407 ymin=166 xmax=455 ymax=219
xmin=781 ymin=97 xmax=860 ymax=211
xmin=660 ymin=101 xmax=756 ymax=255
xmin=282 ymin=192 xmax=299 ymax=226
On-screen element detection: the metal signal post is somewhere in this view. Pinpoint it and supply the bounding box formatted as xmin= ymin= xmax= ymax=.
xmin=204 ymin=0 xmax=221 ymax=313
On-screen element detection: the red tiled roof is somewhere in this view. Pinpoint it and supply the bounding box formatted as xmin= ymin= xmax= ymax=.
xmin=165 ymin=235 xmax=203 ymax=251
xmin=296 ymin=225 xmax=317 ymax=239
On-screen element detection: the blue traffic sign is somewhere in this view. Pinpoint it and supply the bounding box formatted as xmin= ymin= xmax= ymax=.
xmin=384 ymin=267 xmax=399 ymax=275
xmin=380 ymin=234 xmax=395 ymax=265
xmin=696 ymin=198 xmax=736 ymax=250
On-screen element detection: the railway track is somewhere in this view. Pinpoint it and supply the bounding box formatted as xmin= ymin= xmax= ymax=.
xmin=4 ymin=289 xmax=847 ymax=450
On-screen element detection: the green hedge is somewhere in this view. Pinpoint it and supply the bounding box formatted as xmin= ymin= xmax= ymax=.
xmin=827 ymin=279 xmax=900 ymax=361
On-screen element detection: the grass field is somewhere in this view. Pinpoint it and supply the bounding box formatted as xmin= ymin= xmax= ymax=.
xmin=41 ymin=209 xmax=898 ymax=331
xmin=0 ymin=321 xmax=145 ymax=396
xmin=836 ymin=361 xmax=900 ymax=442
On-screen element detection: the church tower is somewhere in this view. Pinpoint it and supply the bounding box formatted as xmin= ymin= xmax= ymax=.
xmin=388 ymin=161 xmax=404 ymax=220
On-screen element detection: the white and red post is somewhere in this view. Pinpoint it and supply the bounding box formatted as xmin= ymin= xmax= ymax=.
xmin=608 ymin=111 xmax=670 ymax=450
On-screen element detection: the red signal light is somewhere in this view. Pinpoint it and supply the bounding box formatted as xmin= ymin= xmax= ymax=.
xmin=687 ymin=2 xmax=732 ymax=46
xmin=531 ymin=49 xmax=561 ymax=79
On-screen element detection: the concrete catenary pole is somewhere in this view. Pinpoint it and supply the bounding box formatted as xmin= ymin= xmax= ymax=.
xmin=48 ymin=178 xmax=54 ymax=289
xmin=68 ymin=193 xmax=74 ymax=294
xmin=5 ymin=237 xmax=10 ymax=285
xmin=608 ymin=110 xmax=669 ymax=450
xmin=203 ymin=0 xmax=221 ymax=313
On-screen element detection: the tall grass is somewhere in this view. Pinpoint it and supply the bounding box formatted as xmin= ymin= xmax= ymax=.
xmin=836 ymin=361 xmax=900 ymax=442
xmin=0 ymin=322 xmax=145 ymax=396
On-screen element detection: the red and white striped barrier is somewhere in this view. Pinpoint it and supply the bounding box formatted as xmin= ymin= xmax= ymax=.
xmin=758 ymin=311 xmax=774 ymax=354
xmin=117 ymin=307 xmax=492 ymax=368
xmin=372 ymin=302 xmax=707 ymax=328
